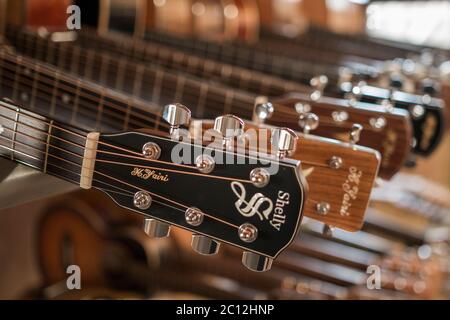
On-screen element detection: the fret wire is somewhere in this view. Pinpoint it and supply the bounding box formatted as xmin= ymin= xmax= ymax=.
xmin=49 ymin=70 xmax=60 ymax=116
xmin=0 ymin=53 xmax=169 ymax=130
xmin=152 ymin=69 xmax=163 ymax=105
xmin=84 ymin=50 xmax=95 ymax=79
xmin=30 ymin=64 xmax=40 ymax=110
xmin=70 ymin=45 xmax=81 ymax=75
xmin=70 ymin=79 xmax=82 ymax=123
xmin=174 ymin=75 xmax=186 ymax=102
xmin=9 ymin=32 xmax=288 ymax=135
xmin=0 ymin=72 xmax=150 ymax=131
xmin=197 ymin=83 xmax=208 ymax=119
xmin=12 ymin=56 xmax=22 ymax=101
xmin=2 ymin=55 xmax=250 ymax=129
xmin=95 ymin=88 xmax=106 ymax=129
xmin=9 ymin=32 xmax=260 ymax=120
xmin=10 ymin=107 xmax=20 ymax=160
xmin=43 ymin=120 xmax=53 ymax=173
xmin=132 ymin=64 xmax=144 ymax=98
xmin=0 ymin=51 xmax=3 ymax=96
xmin=99 ymin=52 xmax=110 ymax=84
xmin=115 ymin=58 xmax=127 ymax=91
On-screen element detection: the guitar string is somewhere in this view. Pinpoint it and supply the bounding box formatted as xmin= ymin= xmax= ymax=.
xmin=20 ymin=29 xmax=310 ymax=97
xmin=0 ymin=72 xmax=332 ymax=170
xmin=6 ymin=40 xmax=257 ymax=120
xmin=0 ymin=134 xmax=240 ymax=229
xmin=0 ymin=53 xmax=172 ymax=130
xmin=9 ymin=31 xmax=393 ymax=135
xmin=0 ymin=114 xmax=325 ymax=210
xmin=0 ymin=112 xmax=254 ymax=184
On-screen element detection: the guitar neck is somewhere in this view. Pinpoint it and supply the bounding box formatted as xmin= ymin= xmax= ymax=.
xmin=0 ymin=47 xmax=166 ymax=133
xmin=0 ymin=98 xmax=86 ymax=186
xmin=3 ymin=29 xmax=258 ymax=123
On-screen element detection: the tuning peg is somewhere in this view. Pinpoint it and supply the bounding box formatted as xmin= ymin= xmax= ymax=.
xmin=338 ymin=67 xmax=353 ymax=85
xmin=143 ymin=218 xmax=171 ymax=238
xmin=271 ymin=127 xmax=297 ymax=158
xmin=298 ymin=113 xmax=319 ymax=134
xmin=322 ymin=224 xmax=335 ymax=237
xmin=310 ymin=75 xmax=328 ymax=101
xmin=242 ymin=251 xmax=273 ymax=272
xmin=213 ymin=114 xmax=244 ymax=148
xmin=191 ymin=234 xmax=220 ymax=255
xmin=349 ymin=124 xmax=363 ymax=145
xmin=162 ymin=103 xmax=191 ymax=138
xmin=253 ymin=96 xmax=274 ymax=124
xmin=389 ymin=73 xmax=404 ymax=89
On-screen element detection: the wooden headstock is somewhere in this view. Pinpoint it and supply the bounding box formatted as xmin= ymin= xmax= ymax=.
xmin=264 ymin=93 xmax=411 ymax=180
xmin=191 ymin=118 xmax=380 ymax=232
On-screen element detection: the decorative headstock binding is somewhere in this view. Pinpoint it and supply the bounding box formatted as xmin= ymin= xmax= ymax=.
xmin=190 ymin=118 xmax=380 ymax=232
xmin=266 ymin=93 xmax=412 ymax=180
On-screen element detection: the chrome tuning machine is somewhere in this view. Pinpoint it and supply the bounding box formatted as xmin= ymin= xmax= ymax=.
xmin=310 ymin=75 xmax=328 ymax=101
xmin=349 ymin=124 xmax=363 ymax=145
xmin=294 ymin=102 xmax=319 ymax=134
xmin=271 ymin=127 xmax=298 ymax=159
xmin=162 ymin=103 xmax=191 ymax=139
xmin=143 ymin=218 xmax=171 ymax=238
xmin=252 ymin=96 xmax=274 ymax=125
xmin=242 ymin=251 xmax=273 ymax=272
xmin=213 ymin=114 xmax=244 ymax=148
xmin=191 ymin=235 xmax=220 ymax=255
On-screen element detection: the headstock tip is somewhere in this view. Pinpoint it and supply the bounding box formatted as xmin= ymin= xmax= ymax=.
xmin=242 ymin=251 xmax=273 ymax=272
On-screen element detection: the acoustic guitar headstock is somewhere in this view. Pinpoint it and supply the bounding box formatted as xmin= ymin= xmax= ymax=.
xmin=340 ymin=83 xmax=446 ymax=156
xmin=258 ymin=93 xmax=411 ymax=180
xmin=92 ymin=104 xmax=308 ymax=272
xmin=191 ymin=115 xmax=381 ymax=232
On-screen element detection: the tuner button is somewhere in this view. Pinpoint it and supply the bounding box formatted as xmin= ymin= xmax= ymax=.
xmin=271 ymin=127 xmax=297 ymax=158
xmin=191 ymin=234 xmax=220 ymax=255
xmin=310 ymin=75 xmax=328 ymax=89
xmin=349 ymin=124 xmax=363 ymax=145
xmin=143 ymin=218 xmax=171 ymax=238
xmin=310 ymin=75 xmax=328 ymax=101
xmin=253 ymin=102 xmax=274 ymax=123
xmin=162 ymin=103 xmax=191 ymax=135
xmin=298 ymin=113 xmax=319 ymax=134
xmin=322 ymin=224 xmax=335 ymax=238
xmin=242 ymin=251 xmax=273 ymax=272
xmin=214 ymin=115 xmax=244 ymax=145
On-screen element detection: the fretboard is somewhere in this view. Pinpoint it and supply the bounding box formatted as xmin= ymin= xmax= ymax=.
xmin=0 ymin=98 xmax=86 ymax=185
xmin=4 ymin=28 xmax=258 ymax=122
xmin=0 ymin=48 xmax=167 ymax=134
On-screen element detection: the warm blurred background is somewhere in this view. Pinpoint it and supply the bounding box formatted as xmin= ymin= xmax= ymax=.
xmin=0 ymin=0 xmax=449 ymax=300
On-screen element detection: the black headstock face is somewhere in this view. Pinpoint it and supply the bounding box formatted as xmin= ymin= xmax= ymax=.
xmin=341 ymin=84 xmax=445 ymax=155
xmin=391 ymin=91 xmax=445 ymax=156
xmin=92 ymin=131 xmax=307 ymax=258
xmin=269 ymin=93 xmax=411 ymax=180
